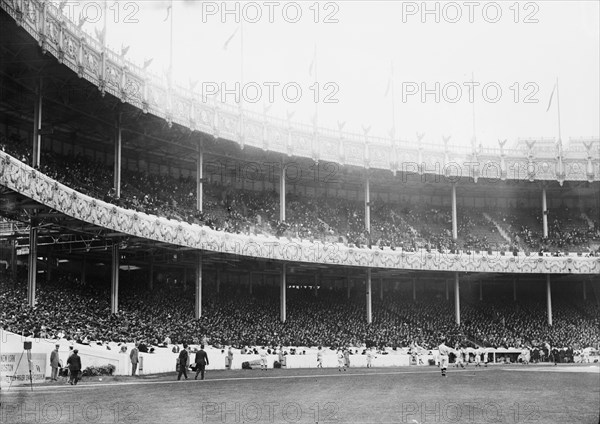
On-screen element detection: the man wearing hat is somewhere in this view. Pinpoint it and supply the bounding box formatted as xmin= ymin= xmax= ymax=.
xmin=50 ymin=344 xmax=61 ymax=381
xmin=67 ymin=349 xmax=82 ymax=385
xmin=130 ymin=343 xmax=140 ymax=376
xmin=438 ymin=337 xmax=450 ymax=377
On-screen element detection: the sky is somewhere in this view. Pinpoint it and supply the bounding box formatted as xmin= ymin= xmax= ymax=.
xmin=57 ymin=0 xmax=599 ymax=148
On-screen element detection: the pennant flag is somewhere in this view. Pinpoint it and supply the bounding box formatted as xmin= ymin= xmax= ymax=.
xmin=308 ymin=44 xmax=317 ymax=77
xmin=143 ymin=57 xmax=153 ymax=69
xmin=121 ymin=44 xmax=130 ymax=57
xmin=163 ymin=1 xmax=172 ymax=22
xmin=77 ymin=14 xmax=87 ymax=29
xmin=223 ymin=27 xmax=239 ymax=50
xmin=362 ymin=125 xmax=371 ymax=135
xmin=94 ymin=27 xmax=106 ymax=44
xmin=286 ymin=110 xmax=295 ymax=121
xmin=337 ymin=120 xmax=346 ymax=131
xmin=384 ymin=61 xmax=394 ymax=97
xmin=546 ymin=81 xmax=557 ymax=112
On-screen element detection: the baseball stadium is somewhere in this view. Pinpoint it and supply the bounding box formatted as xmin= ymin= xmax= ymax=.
xmin=0 ymin=1 xmax=599 ymax=423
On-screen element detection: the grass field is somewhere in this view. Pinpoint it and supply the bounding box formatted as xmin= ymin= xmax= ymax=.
xmin=2 ymin=364 xmax=599 ymax=424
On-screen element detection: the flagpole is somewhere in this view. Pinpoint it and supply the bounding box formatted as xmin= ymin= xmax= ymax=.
xmin=103 ymin=0 xmax=107 ymax=50
xmin=556 ymin=77 xmax=561 ymax=143
xmin=472 ymin=71 xmax=476 ymax=144
xmin=391 ymin=60 xmax=396 ymax=138
xmin=169 ymin=0 xmax=173 ymax=87
xmin=314 ymin=43 xmax=318 ymax=133
xmin=240 ymin=20 xmax=244 ymax=109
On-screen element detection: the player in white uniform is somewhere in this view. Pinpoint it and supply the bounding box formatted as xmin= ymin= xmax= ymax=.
xmin=438 ymin=339 xmax=450 ymax=377
xmin=454 ymin=344 xmax=465 ymax=368
xmin=366 ymin=348 xmax=374 ymax=368
xmin=317 ymin=347 xmax=323 ymax=368
xmin=259 ymin=347 xmax=268 ymax=371
xmin=337 ymin=349 xmax=346 ymax=372
xmin=473 ymin=347 xmax=481 ymax=367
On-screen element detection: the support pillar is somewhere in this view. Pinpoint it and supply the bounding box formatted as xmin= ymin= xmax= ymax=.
xmin=445 ymin=279 xmax=449 ymax=301
xmin=279 ymin=163 xmax=286 ymax=222
xmin=81 ymin=256 xmax=86 ymax=285
xmin=280 ymin=263 xmax=286 ymax=322
xmin=27 ymin=222 xmax=38 ymax=307
xmin=111 ymin=243 xmax=119 ymax=314
xmin=32 ymin=79 xmax=42 ymax=168
xmin=114 ymin=114 xmax=122 ymax=198
xmin=314 ymin=274 xmax=318 ymax=298
xmin=364 ymin=174 xmax=371 ymax=233
xmin=454 ymin=273 xmax=460 ymax=325
xmin=347 ymin=276 xmax=351 ymax=299
xmin=46 ymin=253 xmax=53 ymax=283
xmin=196 ymin=146 xmax=203 ymax=212
xmin=366 ymin=269 xmax=372 ymax=324
xmin=513 ymin=278 xmax=517 ymax=301
xmin=148 ymin=260 xmax=154 ymax=291
xmin=451 ymin=183 xmax=458 ymax=241
xmin=546 ymin=274 xmax=552 ymax=326
xmin=11 ymin=238 xmax=17 ymax=283
xmin=542 ymin=187 xmax=548 ymax=238
xmin=195 ymin=253 xmax=202 ymax=319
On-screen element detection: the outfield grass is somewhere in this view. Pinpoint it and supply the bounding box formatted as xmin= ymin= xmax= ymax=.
xmin=2 ymin=364 xmax=599 ymax=423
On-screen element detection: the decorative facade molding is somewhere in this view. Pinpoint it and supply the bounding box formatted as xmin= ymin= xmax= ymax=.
xmin=1 ymin=0 xmax=599 ymax=183
xmin=1 ymin=151 xmax=598 ymax=274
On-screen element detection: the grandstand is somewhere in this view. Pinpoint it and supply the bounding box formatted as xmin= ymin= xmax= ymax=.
xmin=0 ymin=2 xmax=599 ymax=422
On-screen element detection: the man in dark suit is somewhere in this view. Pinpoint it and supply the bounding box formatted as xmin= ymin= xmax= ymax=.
xmin=177 ymin=344 xmax=189 ymax=380
xmin=50 ymin=344 xmax=60 ymax=381
xmin=194 ymin=345 xmax=209 ymax=380
xmin=130 ymin=344 xmax=139 ymax=376
xmin=66 ymin=349 xmax=82 ymax=385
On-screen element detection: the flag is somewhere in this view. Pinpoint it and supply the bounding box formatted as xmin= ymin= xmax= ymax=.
xmin=337 ymin=121 xmax=346 ymax=131
xmin=223 ymin=27 xmax=239 ymax=50
xmin=384 ymin=61 xmax=394 ymax=97
xmin=163 ymin=1 xmax=172 ymax=22
xmin=94 ymin=27 xmax=106 ymax=45
xmin=121 ymin=44 xmax=130 ymax=57
xmin=308 ymin=44 xmax=317 ymax=77
xmin=77 ymin=14 xmax=87 ymax=29
xmin=546 ymin=81 xmax=557 ymax=112
xmin=143 ymin=57 xmax=153 ymax=69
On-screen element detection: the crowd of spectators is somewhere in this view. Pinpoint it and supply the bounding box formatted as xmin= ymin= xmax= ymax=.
xmin=1 ymin=133 xmax=598 ymax=254
xmin=1 ymin=276 xmax=598 ymax=353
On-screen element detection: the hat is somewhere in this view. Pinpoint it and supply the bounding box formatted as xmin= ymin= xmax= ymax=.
xmin=73 ymin=349 xmax=79 ymax=354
